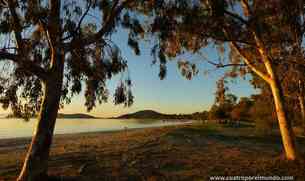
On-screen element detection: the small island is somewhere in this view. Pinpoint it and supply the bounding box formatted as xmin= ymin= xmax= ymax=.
xmin=115 ymin=110 xmax=207 ymax=120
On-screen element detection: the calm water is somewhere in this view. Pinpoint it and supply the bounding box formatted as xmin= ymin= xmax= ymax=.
xmin=0 ymin=118 xmax=192 ymax=139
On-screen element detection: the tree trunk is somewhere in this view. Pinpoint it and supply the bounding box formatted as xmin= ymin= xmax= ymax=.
xmin=297 ymin=79 xmax=305 ymax=135
xmin=269 ymin=78 xmax=298 ymax=160
xmin=297 ymin=93 xmax=305 ymax=134
xmin=298 ymin=95 xmax=305 ymax=120
xmin=17 ymin=46 xmax=64 ymax=180
xmin=17 ymin=1 xmax=63 ymax=180
xmin=232 ymin=30 xmax=298 ymax=160
xmin=256 ymin=39 xmax=299 ymax=160
xmin=17 ymin=75 xmax=62 ymax=181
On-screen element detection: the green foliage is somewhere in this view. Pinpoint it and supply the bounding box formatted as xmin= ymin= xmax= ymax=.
xmin=208 ymin=89 xmax=277 ymax=132
xmin=177 ymin=61 xmax=199 ymax=80
xmin=230 ymin=97 xmax=253 ymax=122
xmin=114 ymin=80 xmax=134 ymax=107
xmin=249 ymin=94 xmax=277 ymax=132
xmin=128 ymin=1 xmax=305 ymax=139
xmin=0 ymin=0 xmax=144 ymax=118
xmin=209 ymin=104 xmax=228 ymax=120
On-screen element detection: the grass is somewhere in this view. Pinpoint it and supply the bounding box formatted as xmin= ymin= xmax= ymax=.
xmin=0 ymin=122 xmax=304 ymax=181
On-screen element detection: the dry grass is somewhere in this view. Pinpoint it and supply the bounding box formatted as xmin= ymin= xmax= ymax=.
xmin=0 ymin=123 xmax=305 ymax=181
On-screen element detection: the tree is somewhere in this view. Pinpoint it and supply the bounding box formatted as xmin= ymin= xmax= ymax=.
xmin=210 ymin=78 xmax=237 ymax=122
xmin=131 ymin=0 xmax=305 ymax=160
xmin=251 ymin=64 xmax=305 ymax=131
xmin=209 ymin=104 xmax=227 ymax=121
xmin=0 ymin=0 xmax=140 ymax=180
xmin=231 ymin=97 xmax=253 ymax=122
xmin=249 ymin=94 xmax=277 ymax=133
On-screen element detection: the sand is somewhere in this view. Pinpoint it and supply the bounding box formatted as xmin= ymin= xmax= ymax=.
xmin=0 ymin=123 xmax=305 ymax=181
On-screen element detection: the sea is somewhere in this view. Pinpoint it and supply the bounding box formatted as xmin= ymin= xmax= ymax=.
xmin=0 ymin=118 xmax=192 ymax=139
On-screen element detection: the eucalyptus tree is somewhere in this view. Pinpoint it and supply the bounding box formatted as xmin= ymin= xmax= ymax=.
xmin=0 ymin=0 xmax=141 ymax=180
xmin=131 ymin=0 xmax=305 ymax=160
xmin=251 ymin=63 xmax=305 ymax=130
xmin=209 ymin=78 xmax=237 ymax=121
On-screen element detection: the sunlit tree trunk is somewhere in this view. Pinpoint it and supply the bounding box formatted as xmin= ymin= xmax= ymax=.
xmin=265 ymin=62 xmax=298 ymax=160
xmin=297 ymin=80 xmax=305 ymax=134
xmin=249 ymin=32 xmax=299 ymax=160
xmin=17 ymin=82 xmax=62 ymax=180
xmin=17 ymin=50 xmax=64 ymax=181
xmin=297 ymin=93 xmax=305 ymax=133
xmin=232 ymin=33 xmax=299 ymax=160
xmin=298 ymin=94 xmax=305 ymax=122
xmin=17 ymin=1 xmax=63 ymax=180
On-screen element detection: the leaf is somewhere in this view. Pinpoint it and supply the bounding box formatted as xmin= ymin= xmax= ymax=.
xmin=159 ymin=64 xmax=167 ymax=80
xmin=128 ymin=37 xmax=140 ymax=55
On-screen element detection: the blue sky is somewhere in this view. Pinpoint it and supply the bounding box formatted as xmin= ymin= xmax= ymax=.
xmin=0 ymin=27 xmax=256 ymax=117
xmin=59 ymin=28 xmax=257 ymax=117
xmin=0 ymin=5 xmax=257 ymax=117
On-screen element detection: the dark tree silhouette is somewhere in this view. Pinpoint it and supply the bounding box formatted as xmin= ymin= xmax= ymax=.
xmin=209 ymin=81 xmax=237 ymax=122
xmin=0 ymin=0 xmax=141 ymax=180
xmin=249 ymin=93 xmax=277 ymax=132
xmin=231 ymin=97 xmax=253 ymax=122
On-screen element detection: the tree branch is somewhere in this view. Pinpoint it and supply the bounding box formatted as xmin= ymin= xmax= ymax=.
xmin=0 ymin=51 xmax=48 ymax=80
xmin=6 ymin=1 xmax=48 ymax=80
xmin=221 ymin=26 xmax=271 ymax=83
xmin=61 ymin=0 xmax=93 ymax=41
xmin=252 ymin=32 xmax=274 ymax=76
xmin=207 ymin=34 xmax=254 ymax=45
xmin=48 ymin=0 xmax=61 ymax=47
xmin=230 ymin=41 xmax=271 ymax=83
xmin=241 ymin=0 xmax=251 ymax=16
xmin=25 ymin=63 xmax=48 ymax=80
xmin=77 ymin=0 xmax=92 ymax=30
xmin=0 ymin=51 xmax=18 ymax=61
xmin=39 ymin=19 xmax=53 ymax=51
xmin=206 ymin=60 xmax=246 ymax=68
xmin=7 ymin=0 xmax=24 ymax=50
xmin=84 ymin=0 xmax=125 ymax=44
xmin=224 ymin=10 xmax=248 ymax=25
xmin=66 ymin=0 xmax=132 ymax=49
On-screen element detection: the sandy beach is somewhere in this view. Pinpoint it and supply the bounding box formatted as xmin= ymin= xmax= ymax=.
xmin=0 ymin=123 xmax=305 ymax=181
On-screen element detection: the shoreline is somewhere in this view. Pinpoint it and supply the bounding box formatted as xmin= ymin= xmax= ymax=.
xmin=0 ymin=123 xmax=194 ymax=151
xmin=1 ymin=123 xmax=304 ymax=180
xmin=0 ymin=120 xmax=194 ymax=141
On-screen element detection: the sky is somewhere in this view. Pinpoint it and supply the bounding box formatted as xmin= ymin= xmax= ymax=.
xmin=0 ymin=28 xmax=257 ymax=118
xmin=0 ymin=5 xmax=257 ymax=118
xmin=58 ymin=28 xmax=257 ymax=117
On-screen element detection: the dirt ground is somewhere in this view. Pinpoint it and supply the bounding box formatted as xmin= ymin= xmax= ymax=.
xmin=0 ymin=123 xmax=305 ymax=181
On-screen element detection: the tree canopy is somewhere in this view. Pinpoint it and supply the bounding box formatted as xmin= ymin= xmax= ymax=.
xmin=0 ymin=1 xmax=146 ymax=180
xmin=0 ymin=0 xmax=145 ymax=119
xmin=1 ymin=1 xmax=305 ymax=179
xmin=130 ymin=0 xmax=305 ymax=160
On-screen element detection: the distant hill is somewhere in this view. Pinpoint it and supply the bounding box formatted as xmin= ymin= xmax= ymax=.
xmin=117 ymin=110 xmax=170 ymax=119
xmin=6 ymin=113 xmax=98 ymax=119
xmin=57 ymin=113 xmax=98 ymax=119
xmin=116 ymin=110 xmax=208 ymax=120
